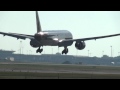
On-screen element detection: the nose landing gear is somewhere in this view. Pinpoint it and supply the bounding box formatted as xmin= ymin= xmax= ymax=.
xmin=62 ymin=47 xmax=68 ymax=55
xmin=36 ymin=47 xmax=43 ymax=53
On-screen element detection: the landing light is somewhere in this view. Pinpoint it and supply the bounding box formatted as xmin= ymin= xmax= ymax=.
xmin=38 ymin=32 xmax=44 ymax=35
xmin=59 ymin=40 xmax=63 ymax=42
xmin=53 ymin=38 xmax=58 ymax=41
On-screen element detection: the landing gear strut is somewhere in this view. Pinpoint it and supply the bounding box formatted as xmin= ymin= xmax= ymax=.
xmin=62 ymin=47 xmax=68 ymax=54
xmin=36 ymin=47 xmax=43 ymax=53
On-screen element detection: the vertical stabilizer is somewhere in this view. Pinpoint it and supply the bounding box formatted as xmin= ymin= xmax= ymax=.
xmin=36 ymin=11 xmax=42 ymax=33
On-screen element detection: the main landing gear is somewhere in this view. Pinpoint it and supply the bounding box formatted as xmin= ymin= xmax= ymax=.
xmin=36 ymin=46 xmax=69 ymax=54
xmin=36 ymin=47 xmax=43 ymax=53
xmin=62 ymin=47 xmax=68 ymax=55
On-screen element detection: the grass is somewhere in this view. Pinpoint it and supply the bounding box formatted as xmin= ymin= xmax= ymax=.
xmin=0 ymin=72 xmax=120 ymax=79
xmin=0 ymin=63 xmax=120 ymax=79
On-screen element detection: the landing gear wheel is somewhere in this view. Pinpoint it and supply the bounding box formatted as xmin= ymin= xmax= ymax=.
xmin=36 ymin=47 xmax=43 ymax=53
xmin=62 ymin=51 xmax=64 ymax=54
xmin=40 ymin=49 xmax=43 ymax=53
xmin=62 ymin=48 xmax=68 ymax=55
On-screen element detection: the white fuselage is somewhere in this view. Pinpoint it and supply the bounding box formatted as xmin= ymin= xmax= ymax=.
xmin=38 ymin=30 xmax=73 ymax=47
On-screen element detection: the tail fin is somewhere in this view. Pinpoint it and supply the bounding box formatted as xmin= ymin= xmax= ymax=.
xmin=36 ymin=11 xmax=42 ymax=33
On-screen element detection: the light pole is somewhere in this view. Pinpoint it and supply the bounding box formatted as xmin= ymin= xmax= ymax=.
xmin=88 ymin=50 xmax=89 ymax=57
xmin=89 ymin=53 xmax=92 ymax=57
xmin=118 ymin=52 xmax=120 ymax=56
xmin=76 ymin=49 xmax=78 ymax=56
xmin=20 ymin=41 xmax=22 ymax=54
xmin=102 ymin=51 xmax=104 ymax=56
xmin=110 ymin=46 xmax=112 ymax=57
xmin=22 ymin=46 xmax=24 ymax=54
xmin=29 ymin=50 xmax=32 ymax=55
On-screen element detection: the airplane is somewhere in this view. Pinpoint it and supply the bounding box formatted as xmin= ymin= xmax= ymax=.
xmin=0 ymin=11 xmax=120 ymax=55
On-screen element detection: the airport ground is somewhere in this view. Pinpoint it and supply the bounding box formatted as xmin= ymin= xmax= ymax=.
xmin=0 ymin=62 xmax=120 ymax=79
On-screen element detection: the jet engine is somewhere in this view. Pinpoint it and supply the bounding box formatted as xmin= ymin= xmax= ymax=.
xmin=30 ymin=39 xmax=40 ymax=48
xmin=75 ymin=41 xmax=86 ymax=50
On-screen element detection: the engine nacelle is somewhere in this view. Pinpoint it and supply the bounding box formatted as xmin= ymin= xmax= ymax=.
xmin=75 ymin=41 xmax=86 ymax=50
xmin=30 ymin=39 xmax=40 ymax=48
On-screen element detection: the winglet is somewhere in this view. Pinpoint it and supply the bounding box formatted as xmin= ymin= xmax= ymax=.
xmin=36 ymin=11 xmax=42 ymax=33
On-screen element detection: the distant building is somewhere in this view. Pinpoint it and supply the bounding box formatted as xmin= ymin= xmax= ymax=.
xmin=56 ymin=52 xmax=61 ymax=55
xmin=0 ymin=49 xmax=120 ymax=66
xmin=0 ymin=49 xmax=15 ymax=61
xmin=0 ymin=49 xmax=15 ymax=55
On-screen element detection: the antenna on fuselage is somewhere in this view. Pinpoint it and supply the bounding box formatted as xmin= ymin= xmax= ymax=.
xmin=36 ymin=11 xmax=42 ymax=33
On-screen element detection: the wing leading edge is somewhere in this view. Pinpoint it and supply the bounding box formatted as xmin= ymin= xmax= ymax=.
xmin=61 ymin=33 xmax=120 ymax=42
xmin=0 ymin=32 xmax=34 ymax=40
xmin=0 ymin=32 xmax=55 ymax=40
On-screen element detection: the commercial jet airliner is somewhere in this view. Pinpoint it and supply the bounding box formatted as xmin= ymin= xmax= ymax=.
xmin=0 ymin=11 xmax=120 ymax=54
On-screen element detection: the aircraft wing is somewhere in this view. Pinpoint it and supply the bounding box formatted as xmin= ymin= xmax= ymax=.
xmin=0 ymin=32 xmax=34 ymax=40
xmin=0 ymin=32 xmax=55 ymax=40
xmin=61 ymin=33 xmax=120 ymax=42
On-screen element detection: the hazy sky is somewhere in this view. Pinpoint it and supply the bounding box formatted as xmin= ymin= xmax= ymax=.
xmin=0 ymin=11 xmax=120 ymax=57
